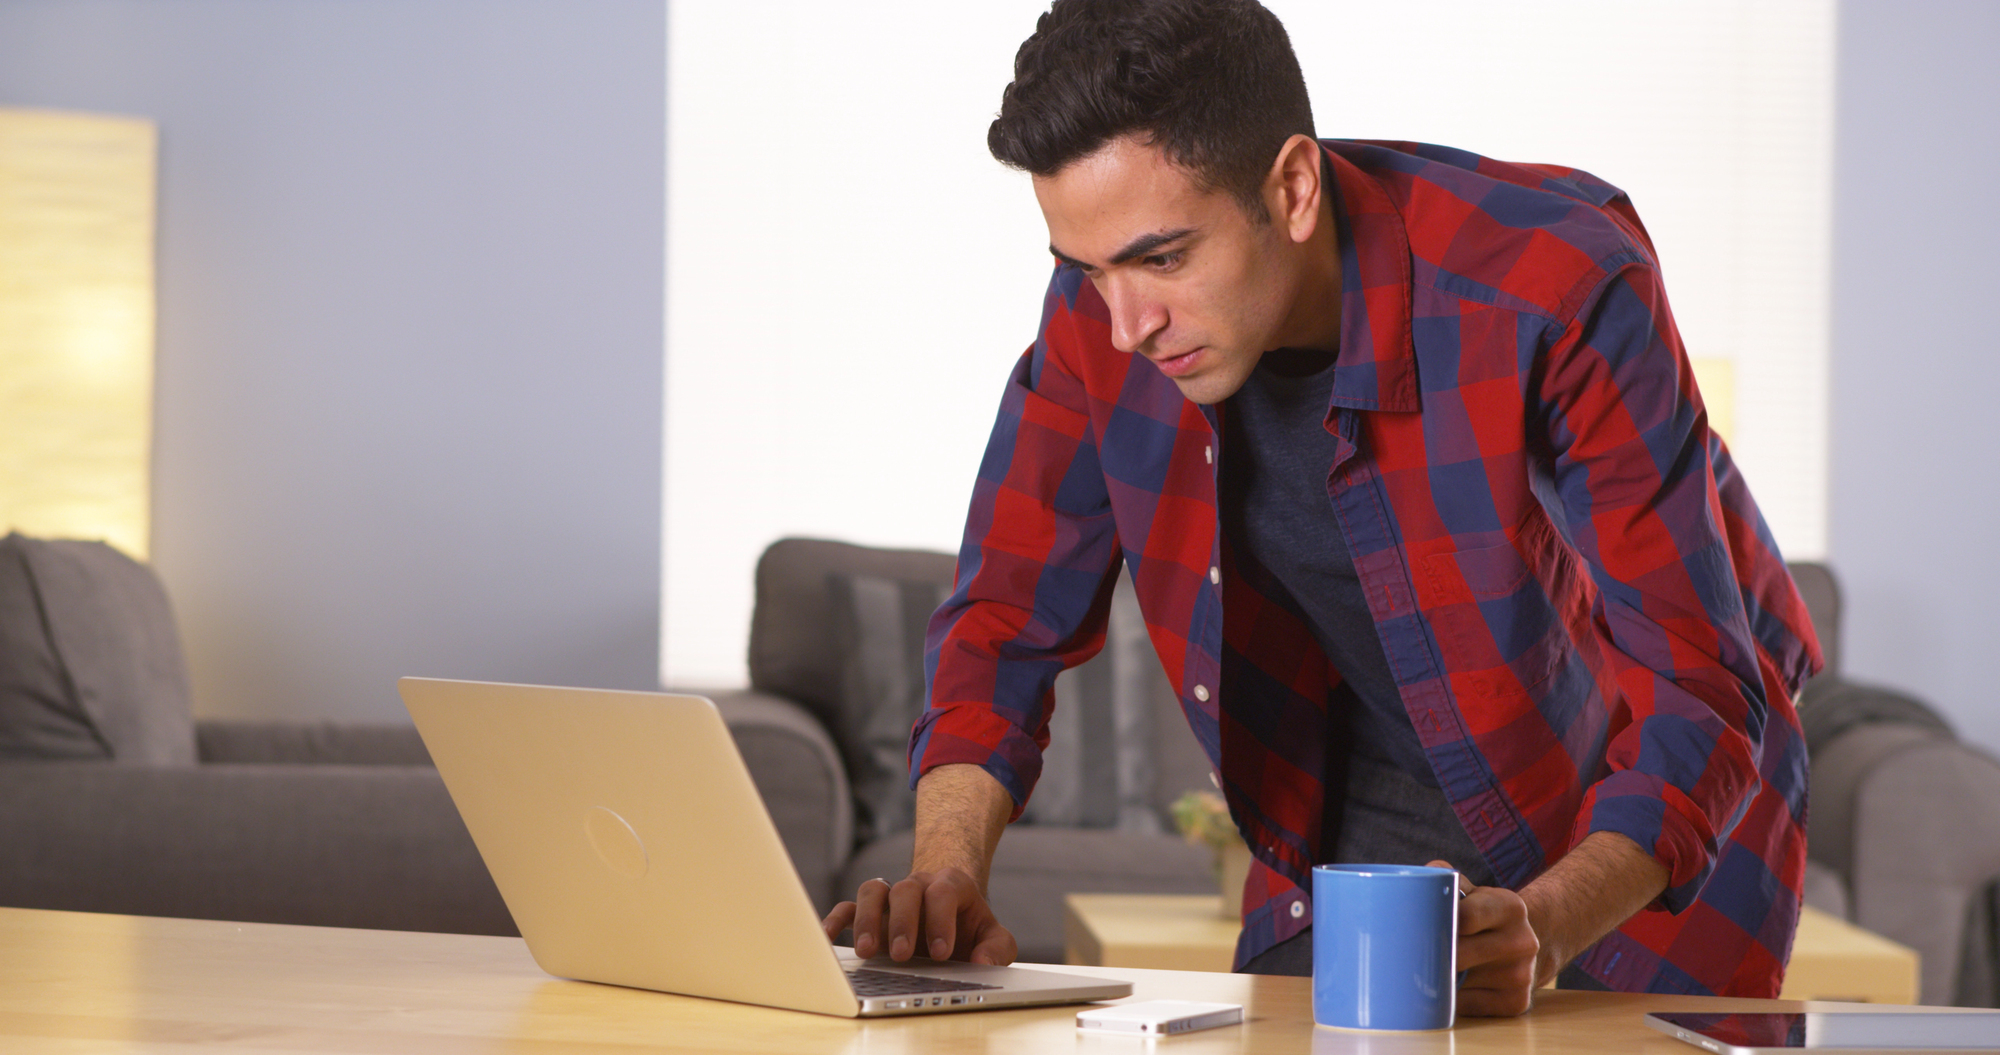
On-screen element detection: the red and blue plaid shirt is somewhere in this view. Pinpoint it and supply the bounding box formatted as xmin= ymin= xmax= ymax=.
xmin=911 ymin=140 xmax=1822 ymax=996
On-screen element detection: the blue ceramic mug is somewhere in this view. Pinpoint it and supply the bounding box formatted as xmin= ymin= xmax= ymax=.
xmin=1311 ymin=864 xmax=1459 ymax=1031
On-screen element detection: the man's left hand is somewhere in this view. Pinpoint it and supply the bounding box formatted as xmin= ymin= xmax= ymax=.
xmin=1430 ymin=861 xmax=1539 ymax=1017
xmin=1431 ymin=831 xmax=1671 ymax=1016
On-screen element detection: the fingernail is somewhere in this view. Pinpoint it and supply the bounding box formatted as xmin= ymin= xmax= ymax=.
xmin=892 ymin=936 xmax=911 ymax=960
xmin=931 ymin=938 xmax=950 ymax=959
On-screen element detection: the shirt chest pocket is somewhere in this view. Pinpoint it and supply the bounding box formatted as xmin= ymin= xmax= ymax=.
xmin=1420 ymin=519 xmax=1578 ymax=701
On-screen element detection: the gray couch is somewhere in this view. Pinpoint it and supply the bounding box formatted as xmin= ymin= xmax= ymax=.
xmin=1792 ymin=562 xmax=2000 ymax=1007
xmin=0 ymin=533 xmax=513 ymax=935
xmin=704 ymin=538 xmax=1216 ymax=964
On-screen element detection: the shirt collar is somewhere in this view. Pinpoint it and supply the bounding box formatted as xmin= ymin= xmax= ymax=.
xmin=1322 ymin=143 xmax=1419 ymax=413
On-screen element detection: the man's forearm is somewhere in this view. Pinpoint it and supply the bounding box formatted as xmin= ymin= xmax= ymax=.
xmin=1518 ymin=830 xmax=1670 ymax=986
xmin=910 ymin=764 xmax=1015 ymax=893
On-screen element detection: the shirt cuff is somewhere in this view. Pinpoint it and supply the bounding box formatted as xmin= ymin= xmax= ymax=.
xmin=908 ymin=701 xmax=1040 ymax=821
xmin=1574 ymin=771 xmax=1721 ymax=914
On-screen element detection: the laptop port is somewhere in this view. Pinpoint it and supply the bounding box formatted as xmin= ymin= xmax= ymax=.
xmin=884 ymin=1001 xmax=903 ymax=1009
xmin=932 ymin=998 xmax=944 ymax=1006
xmin=949 ymin=996 xmax=967 ymax=1005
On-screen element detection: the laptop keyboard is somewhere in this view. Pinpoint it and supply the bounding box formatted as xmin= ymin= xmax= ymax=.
xmin=845 ymin=968 xmax=1001 ymax=996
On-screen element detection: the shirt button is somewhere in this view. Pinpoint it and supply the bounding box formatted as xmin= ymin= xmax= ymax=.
xmin=1209 ymin=566 xmax=1220 ymax=584
xmin=1204 ymin=445 xmax=1213 ymax=464
xmin=1289 ymin=901 xmax=1306 ymax=919
xmin=1193 ymin=684 xmax=1210 ymax=702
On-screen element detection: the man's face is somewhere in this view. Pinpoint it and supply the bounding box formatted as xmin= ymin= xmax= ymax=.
xmin=1033 ymin=135 xmax=1313 ymax=405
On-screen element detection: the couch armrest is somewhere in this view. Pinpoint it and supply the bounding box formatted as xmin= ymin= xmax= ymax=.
xmin=195 ymin=719 xmax=433 ymax=766
xmin=703 ymin=688 xmax=853 ymax=914
xmin=0 ymin=761 xmax=510 ymax=936
xmin=1849 ymin=739 xmax=2000 ymax=1005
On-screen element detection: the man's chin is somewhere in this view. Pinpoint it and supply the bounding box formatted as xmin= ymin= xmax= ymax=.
xmin=1169 ymin=371 xmax=1250 ymax=405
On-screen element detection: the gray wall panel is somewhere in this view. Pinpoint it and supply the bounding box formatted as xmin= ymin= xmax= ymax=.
xmin=0 ymin=0 xmax=665 ymax=720
xmin=1830 ymin=0 xmax=2000 ymax=752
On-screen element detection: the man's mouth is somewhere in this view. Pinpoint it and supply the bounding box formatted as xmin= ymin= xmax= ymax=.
xmin=1151 ymin=348 xmax=1203 ymax=378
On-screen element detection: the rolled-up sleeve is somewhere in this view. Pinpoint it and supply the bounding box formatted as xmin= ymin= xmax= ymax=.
xmin=1536 ymin=260 xmax=1772 ymax=910
xmin=908 ymin=268 xmax=1123 ymax=819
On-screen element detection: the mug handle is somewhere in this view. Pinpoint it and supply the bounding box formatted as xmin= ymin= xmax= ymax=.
xmin=1455 ymin=875 xmax=1470 ymax=988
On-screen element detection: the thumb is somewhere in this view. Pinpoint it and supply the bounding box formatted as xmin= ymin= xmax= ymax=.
xmin=968 ymin=922 xmax=1018 ymax=967
xmin=1427 ymin=860 xmax=1473 ymax=897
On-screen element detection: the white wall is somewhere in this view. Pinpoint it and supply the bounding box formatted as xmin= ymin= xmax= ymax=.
xmin=0 ymin=0 xmax=667 ymax=721
xmin=1829 ymin=0 xmax=2000 ymax=754
xmin=664 ymin=0 xmax=1836 ymax=686
xmin=664 ymin=1 xmax=1056 ymax=687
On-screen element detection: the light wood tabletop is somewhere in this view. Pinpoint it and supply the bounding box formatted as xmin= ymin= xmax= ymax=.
xmin=0 ymin=905 xmax=1910 ymax=1054
xmin=1065 ymin=893 xmax=1923 ymax=1005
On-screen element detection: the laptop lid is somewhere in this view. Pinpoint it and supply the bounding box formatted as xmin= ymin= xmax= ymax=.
xmin=399 ymin=677 xmax=1130 ymax=1018
xmin=400 ymin=677 xmax=863 ymax=1016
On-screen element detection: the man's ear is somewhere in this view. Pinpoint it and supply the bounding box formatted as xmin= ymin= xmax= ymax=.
xmin=1265 ymin=133 xmax=1324 ymax=245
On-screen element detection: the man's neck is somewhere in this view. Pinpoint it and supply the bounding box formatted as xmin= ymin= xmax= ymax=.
xmin=1258 ymin=346 xmax=1338 ymax=378
xmin=1272 ymin=191 xmax=1344 ymax=356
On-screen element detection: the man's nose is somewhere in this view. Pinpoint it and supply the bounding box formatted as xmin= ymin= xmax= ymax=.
xmin=1101 ymin=278 xmax=1167 ymax=354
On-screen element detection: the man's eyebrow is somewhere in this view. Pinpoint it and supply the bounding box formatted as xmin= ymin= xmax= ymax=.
xmin=1048 ymin=227 xmax=1198 ymax=270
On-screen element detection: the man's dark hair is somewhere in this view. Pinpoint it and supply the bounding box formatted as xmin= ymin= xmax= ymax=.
xmin=988 ymin=0 xmax=1315 ymax=218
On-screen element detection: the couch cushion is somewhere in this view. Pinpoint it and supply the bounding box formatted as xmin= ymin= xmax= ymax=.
xmin=0 ymin=534 xmax=195 ymax=764
xmin=1788 ymin=561 xmax=1840 ymax=678
xmin=767 ymin=538 xmax=1208 ymax=843
xmin=826 ymin=569 xmax=953 ymax=842
xmin=711 ymin=689 xmax=853 ymax=915
xmin=1026 ymin=573 xmax=1177 ymax=834
xmin=0 ymin=541 xmax=106 ymax=759
xmin=748 ymin=538 xmax=956 ymax=727
xmin=0 ymin=760 xmax=510 ymax=934
xmin=195 ymin=719 xmax=433 ymax=766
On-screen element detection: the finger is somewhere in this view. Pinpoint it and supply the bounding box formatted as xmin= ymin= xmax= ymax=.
xmin=968 ymin=919 xmax=1019 ymax=966
xmin=1459 ymin=921 xmax=1537 ymax=972
xmin=1460 ymin=955 xmax=1536 ymax=994
xmin=853 ymin=879 xmax=891 ymax=958
xmin=1425 ymin=860 xmax=1473 ymax=899
xmin=1456 ymin=887 xmax=1526 ymax=938
xmin=1457 ymin=934 xmax=1536 ymax=1018
xmin=921 ymin=873 xmax=969 ymax=960
xmin=1455 ymin=979 xmax=1535 ymax=1018
xmin=821 ymin=901 xmax=857 ymax=943
xmin=887 ymin=875 xmax=929 ymax=961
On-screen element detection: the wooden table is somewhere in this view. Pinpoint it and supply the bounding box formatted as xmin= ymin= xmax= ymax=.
xmin=0 ymin=905 xmax=1925 ymax=1053
xmin=1784 ymin=907 xmax=1922 ymax=1005
xmin=1065 ymin=893 xmax=1240 ymax=971
xmin=1066 ymin=894 xmax=1922 ymax=1004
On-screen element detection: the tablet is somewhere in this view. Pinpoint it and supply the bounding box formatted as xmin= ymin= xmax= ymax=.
xmin=1646 ymin=1010 xmax=2000 ymax=1054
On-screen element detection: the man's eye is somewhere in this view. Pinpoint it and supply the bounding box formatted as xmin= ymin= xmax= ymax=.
xmin=1145 ymin=252 xmax=1183 ymax=269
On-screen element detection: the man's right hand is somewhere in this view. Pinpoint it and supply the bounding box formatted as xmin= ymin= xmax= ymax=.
xmin=822 ymin=764 xmax=1018 ymax=964
xmin=821 ymin=867 xmax=1018 ymax=965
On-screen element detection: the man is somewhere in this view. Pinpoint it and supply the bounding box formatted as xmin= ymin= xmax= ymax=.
xmin=821 ymin=0 xmax=1820 ymax=1015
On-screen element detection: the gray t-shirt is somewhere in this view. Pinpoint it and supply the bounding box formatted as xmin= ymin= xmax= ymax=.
xmin=1219 ymin=348 xmax=1489 ymax=881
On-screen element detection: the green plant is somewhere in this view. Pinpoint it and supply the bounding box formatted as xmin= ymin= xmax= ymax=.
xmin=1169 ymin=789 xmax=1239 ymax=853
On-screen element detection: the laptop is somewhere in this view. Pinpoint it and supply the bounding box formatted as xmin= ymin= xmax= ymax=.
xmin=398 ymin=677 xmax=1132 ymax=1017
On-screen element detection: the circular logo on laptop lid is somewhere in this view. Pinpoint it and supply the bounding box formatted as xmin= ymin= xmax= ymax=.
xmin=583 ymin=806 xmax=648 ymax=879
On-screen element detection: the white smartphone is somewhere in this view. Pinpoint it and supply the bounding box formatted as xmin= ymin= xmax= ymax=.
xmin=1645 ymin=1010 xmax=2000 ymax=1053
xmin=1076 ymin=1000 xmax=1244 ymax=1036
